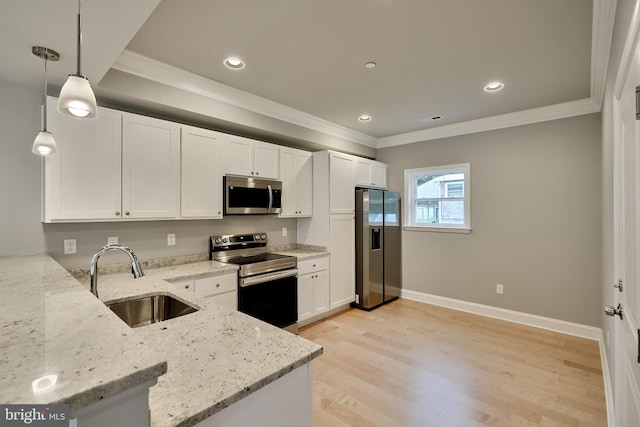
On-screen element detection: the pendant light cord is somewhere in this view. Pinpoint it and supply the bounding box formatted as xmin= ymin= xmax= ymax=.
xmin=76 ymin=0 xmax=82 ymax=76
xmin=43 ymin=55 xmax=48 ymax=131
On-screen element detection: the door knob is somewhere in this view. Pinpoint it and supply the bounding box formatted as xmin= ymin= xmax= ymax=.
xmin=604 ymin=304 xmax=624 ymax=319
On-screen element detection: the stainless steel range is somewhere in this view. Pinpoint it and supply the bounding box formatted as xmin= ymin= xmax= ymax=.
xmin=210 ymin=232 xmax=298 ymax=334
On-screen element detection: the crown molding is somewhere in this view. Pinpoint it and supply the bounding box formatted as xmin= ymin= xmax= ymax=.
xmin=376 ymin=98 xmax=600 ymax=148
xmin=112 ymin=49 xmax=378 ymax=148
xmin=591 ymin=0 xmax=618 ymax=106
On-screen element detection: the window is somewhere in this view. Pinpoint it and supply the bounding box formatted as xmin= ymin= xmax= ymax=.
xmin=404 ymin=163 xmax=471 ymax=233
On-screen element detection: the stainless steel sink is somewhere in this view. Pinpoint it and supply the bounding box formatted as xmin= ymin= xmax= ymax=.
xmin=107 ymin=293 xmax=198 ymax=328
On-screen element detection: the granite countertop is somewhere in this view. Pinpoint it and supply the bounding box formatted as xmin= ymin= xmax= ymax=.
xmin=270 ymin=248 xmax=329 ymax=261
xmin=1 ymin=252 xmax=324 ymax=427
xmin=0 ymin=254 xmax=168 ymax=414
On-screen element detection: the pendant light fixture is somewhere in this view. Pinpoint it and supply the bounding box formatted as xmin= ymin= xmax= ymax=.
xmin=32 ymin=46 xmax=60 ymax=156
xmin=57 ymin=0 xmax=97 ymax=119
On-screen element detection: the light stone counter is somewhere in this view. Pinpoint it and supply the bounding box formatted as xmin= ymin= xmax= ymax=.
xmin=11 ymin=255 xmax=323 ymax=427
xmin=0 ymin=254 xmax=168 ymax=415
xmin=270 ymin=249 xmax=329 ymax=261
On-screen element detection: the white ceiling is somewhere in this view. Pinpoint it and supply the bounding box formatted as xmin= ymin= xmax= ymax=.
xmin=0 ymin=0 xmax=615 ymax=149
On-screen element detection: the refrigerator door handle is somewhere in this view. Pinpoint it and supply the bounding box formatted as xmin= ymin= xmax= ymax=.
xmin=371 ymin=228 xmax=381 ymax=250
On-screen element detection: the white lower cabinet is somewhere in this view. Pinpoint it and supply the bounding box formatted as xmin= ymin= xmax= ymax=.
xmin=297 ymin=257 xmax=329 ymax=323
xmin=194 ymin=274 xmax=238 ymax=310
xmin=329 ymin=214 xmax=356 ymax=308
xmin=174 ymin=273 xmax=237 ymax=310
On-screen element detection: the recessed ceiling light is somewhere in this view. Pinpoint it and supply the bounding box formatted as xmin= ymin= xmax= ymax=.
xmin=224 ymin=57 xmax=245 ymax=70
xmin=365 ymin=62 xmax=376 ymax=69
xmin=484 ymin=81 xmax=504 ymax=92
xmin=358 ymin=115 xmax=372 ymax=122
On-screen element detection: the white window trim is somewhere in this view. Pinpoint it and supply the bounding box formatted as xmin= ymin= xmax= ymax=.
xmin=403 ymin=163 xmax=471 ymax=233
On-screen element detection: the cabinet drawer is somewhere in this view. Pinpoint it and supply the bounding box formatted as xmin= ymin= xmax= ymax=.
xmin=297 ymin=256 xmax=329 ymax=275
xmin=194 ymin=274 xmax=237 ymax=298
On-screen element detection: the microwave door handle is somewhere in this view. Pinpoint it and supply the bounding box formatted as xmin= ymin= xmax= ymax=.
xmin=268 ymin=184 xmax=273 ymax=213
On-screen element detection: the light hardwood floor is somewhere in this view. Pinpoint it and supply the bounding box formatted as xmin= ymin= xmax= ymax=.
xmin=299 ymin=299 xmax=607 ymax=427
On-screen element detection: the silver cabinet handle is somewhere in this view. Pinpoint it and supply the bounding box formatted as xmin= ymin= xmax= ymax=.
xmin=125 ymin=211 xmax=130 ymax=216
xmin=216 ymin=283 xmax=220 ymax=288
xmin=115 ymin=211 xmax=121 ymax=216
xmin=184 ymin=284 xmax=190 ymax=289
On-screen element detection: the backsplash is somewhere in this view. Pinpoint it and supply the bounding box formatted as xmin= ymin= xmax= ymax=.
xmin=46 ymin=216 xmax=299 ymax=270
xmin=68 ymin=243 xmax=327 ymax=280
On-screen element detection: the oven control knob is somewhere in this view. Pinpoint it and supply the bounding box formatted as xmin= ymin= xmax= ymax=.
xmin=254 ymin=235 xmax=260 ymax=240
xmin=260 ymin=234 xmax=267 ymax=240
xmin=214 ymin=238 xmax=222 ymax=244
xmin=222 ymin=238 xmax=228 ymax=243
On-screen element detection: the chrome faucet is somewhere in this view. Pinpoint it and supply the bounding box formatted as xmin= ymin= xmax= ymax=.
xmin=89 ymin=244 xmax=144 ymax=298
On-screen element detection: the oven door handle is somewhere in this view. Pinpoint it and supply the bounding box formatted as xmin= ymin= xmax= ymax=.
xmin=240 ymin=269 xmax=298 ymax=287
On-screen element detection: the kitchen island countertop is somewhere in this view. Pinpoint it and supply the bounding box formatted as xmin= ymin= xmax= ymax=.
xmin=1 ymin=254 xmax=322 ymax=427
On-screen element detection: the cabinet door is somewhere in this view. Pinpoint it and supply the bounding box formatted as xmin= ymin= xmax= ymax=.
xmin=279 ymin=148 xmax=297 ymax=217
xmin=297 ymin=274 xmax=314 ymax=321
xmin=225 ymin=135 xmax=254 ymax=176
xmin=210 ymin=291 xmax=238 ymax=310
xmin=313 ymin=270 xmax=330 ymax=315
xmin=122 ymin=113 xmax=180 ymax=219
xmin=181 ymin=126 xmax=224 ymax=218
xmin=329 ymin=152 xmax=355 ymax=214
xmin=372 ymin=162 xmax=387 ymax=188
xmin=355 ymin=159 xmax=373 ymax=187
xmin=329 ymin=214 xmax=355 ymax=308
xmin=297 ymin=151 xmax=313 ymax=216
xmin=253 ymin=141 xmax=279 ymax=179
xmin=44 ymin=101 xmax=122 ymax=221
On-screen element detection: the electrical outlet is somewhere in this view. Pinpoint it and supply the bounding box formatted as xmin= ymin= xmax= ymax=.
xmin=282 ymin=227 xmax=288 ymax=237
xmin=64 ymin=239 xmax=77 ymax=255
xmin=167 ymin=233 xmax=176 ymax=246
xmin=496 ymin=284 xmax=504 ymax=295
xmin=107 ymin=236 xmax=118 ymax=245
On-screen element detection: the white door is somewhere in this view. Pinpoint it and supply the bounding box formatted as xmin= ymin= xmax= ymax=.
xmin=612 ymin=37 xmax=640 ymax=427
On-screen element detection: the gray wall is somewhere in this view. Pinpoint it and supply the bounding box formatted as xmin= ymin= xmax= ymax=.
xmin=377 ymin=113 xmax=602 ymax=326
xmin=0 ymin=80 xmax=297 ymax=270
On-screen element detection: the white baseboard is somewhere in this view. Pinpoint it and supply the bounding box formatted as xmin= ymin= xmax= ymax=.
xmin=400 ymin=289 xmax=602 ymax=341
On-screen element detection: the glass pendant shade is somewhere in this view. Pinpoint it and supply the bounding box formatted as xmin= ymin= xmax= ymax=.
xmin=57 ymin=75 xmax=97 ymax=118
xmin=57 ymin=0 xmax=98 ymax=119
xmin=32 ymin=131 xmax=57 ymax=155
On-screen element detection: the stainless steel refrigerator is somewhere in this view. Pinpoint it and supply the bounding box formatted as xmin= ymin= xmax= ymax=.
xmin=354 ymin=188 xmax=402 ymax=310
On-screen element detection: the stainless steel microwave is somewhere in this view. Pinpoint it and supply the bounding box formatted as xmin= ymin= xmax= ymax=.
xmin=224 ymin=176 xmax=282 ymax=215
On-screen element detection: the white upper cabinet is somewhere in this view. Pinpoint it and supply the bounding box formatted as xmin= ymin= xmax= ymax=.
xmin=279 ymin=147 xmax=312 ymax=217
xmin=225 ymin=135 xmax=279 ymax=179
xmin=122 ymin=113 xmax=181 ymax=219
xmin=44 ymin=100 xmax=122 ymax=222
xmin=44 ymin=105 xmax=181 ymax=222
xmin=180 ymin=126 xmax=225 ymax=219
xmin=355 ymin=158 xmax=387 ymax=189
xmin=329 ymin=151 xmax=356 ymax=214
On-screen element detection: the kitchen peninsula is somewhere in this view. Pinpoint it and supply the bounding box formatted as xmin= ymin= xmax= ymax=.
xmin=0 ymin=254 xmax=322 ymax=427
